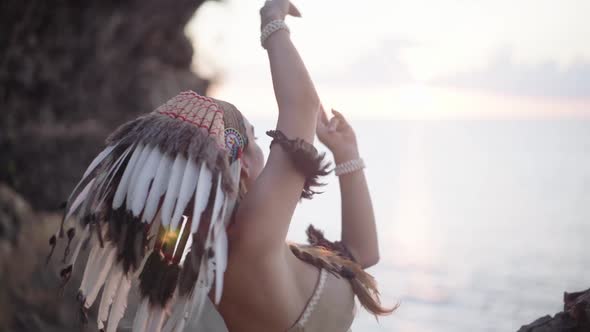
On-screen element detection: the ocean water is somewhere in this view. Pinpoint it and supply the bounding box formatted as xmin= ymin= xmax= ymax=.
xmin=252 ymin=117 xmax=590 ymax=332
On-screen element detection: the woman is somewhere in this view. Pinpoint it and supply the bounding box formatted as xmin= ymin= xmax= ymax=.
xmin=215 ymin=1 xmax=395 ymax=331
xmin=50 ymin=0 xmax=394 ymax=331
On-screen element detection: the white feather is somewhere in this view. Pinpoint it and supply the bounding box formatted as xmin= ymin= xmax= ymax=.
xmin=190 ymin=164 xmax=213 ymax=234
xmin=172 ymin=315 xmax=187 ymax=332
xmin=211 ymin=176 xmax=225 ymax=228
xmin=170 ymin=159 xmax=199 ymax=230
xmin=145 ymin=305 xmax=166 ymax=332
xmin=187 ymin=282 xmax=209 ymax=326
xmin=64 ymin=178 xmax=96 ymax=223
xmin=79 ymin=243 xmax=100 ymax=295
xmin=112 ymin=143 xmax=144 ymax=209
xmin=82 ymin=246 xmax=117 ymax=308
xmin=214 ymin=229 xmax=228 ymax=304
xmin=162 ymin=295 xmax=187 ymax=332
xmin=131 ymin=146 xmax=162 ymax=217
xmin=160 ymin=154 xmax=187 ymax=228
xmin=62 ymin=144 xmax=118 ymax=225
xmin=148 ymin=213 xmax=162 ymax=243
xmin=132 ymin=248 xmax=154 ymax=279
xmin=132 ymin=298 xmax=150 ymax=332
xmin=229 ymin=159 xmax=241 ymax=188
xmin=66 ymin=225 xmax=90 ymax=267
xmin=83 ymin=144 xmax=118 ymax=179
xmin=97 ymin=266 xmax=123 ymax=328
xmin=222 ymin=159 xmax=241 ymax=227
xmin=126 ymin=144 xmax=153 ymax=209
xmin=106 ymin=274 xmax=132 ymax=332
xmin=142 ymin=154 xmax=173 ymax=224
xmin=185 ymin=248 xmax=213 ymax=326
xmin=94 ymin=144 xmax=134 ymax=209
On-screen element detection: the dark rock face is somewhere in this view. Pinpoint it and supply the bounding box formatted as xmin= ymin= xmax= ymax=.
xmin=0 ymin=184 xmax=73 ymax=331
xmin=0 ymin=0 xmax=210 ymax=210
xmin=518 ymin=289 xmax=590 ymax=332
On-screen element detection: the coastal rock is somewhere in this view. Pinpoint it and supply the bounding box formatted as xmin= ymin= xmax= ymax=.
xmin=0 ymin=0 xmax=213 ymax=329
xmin=0 ymin=0 xmax=211 ymax=210
xmin=518 ymin=289 xmax=590 ymax=332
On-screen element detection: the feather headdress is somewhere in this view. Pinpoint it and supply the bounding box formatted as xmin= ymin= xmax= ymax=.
xmin=48 ymin=91 xmax=245 ymax=332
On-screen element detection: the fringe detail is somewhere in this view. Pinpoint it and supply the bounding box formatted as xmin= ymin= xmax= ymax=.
xmin=289 ymin=224 xmax=398 ymax=318
xmin=266 ymin=130 xmax=331 ymax=199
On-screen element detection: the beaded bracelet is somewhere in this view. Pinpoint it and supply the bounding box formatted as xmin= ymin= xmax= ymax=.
xmin=261 ymin=19 xmax=290 ymax=49
xmin=334 ymin=158 xmax=365 ymax=176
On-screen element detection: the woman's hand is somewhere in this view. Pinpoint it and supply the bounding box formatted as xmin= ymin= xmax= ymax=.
xmin=260 ymin=0 xmax=301 ymax=27
xmin=316 ymin=105 xmax=360 ymax=163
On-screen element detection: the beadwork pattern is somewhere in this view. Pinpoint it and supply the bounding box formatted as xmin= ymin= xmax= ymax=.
xmin=153 ymin=90 xmax=225 ymax=148
xmin=224 ymin=127 xmax=245 ymax=162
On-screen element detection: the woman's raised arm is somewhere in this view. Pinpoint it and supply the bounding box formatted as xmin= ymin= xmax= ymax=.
xmin=316 ymin=107 xmax=380 ymax=269
xmin=233 ymin=0 xmax=321 ymax=255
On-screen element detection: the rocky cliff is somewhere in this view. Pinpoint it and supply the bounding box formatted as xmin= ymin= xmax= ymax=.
xmin=0 ymin=0 xmax=212 ymax=330
xmin=0 ymin=0 xmax=211 ymax=211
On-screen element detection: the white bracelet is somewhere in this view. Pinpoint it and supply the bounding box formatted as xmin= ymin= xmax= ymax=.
xmin=261 ymin=19 xmax=290 ymax=49
xmin=334 ymin=158 xmax=366 ymax=176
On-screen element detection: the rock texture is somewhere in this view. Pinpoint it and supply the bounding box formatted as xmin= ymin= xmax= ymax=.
xmin=0 ymin=0 xmax=214 ymax=330
xmin=0 ymin=183 xmax=83 ymax=331
xmin=518 ymin=289 xmax=590 ymax=332
xmin=0 ymin=0 xmax=211 ymax=210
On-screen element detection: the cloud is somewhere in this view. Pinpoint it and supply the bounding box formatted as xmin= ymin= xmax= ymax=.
xmin=433 ymin=49 xmax=590 ymax=99
xmin=315 ymin=39 xmax=415 ymax=88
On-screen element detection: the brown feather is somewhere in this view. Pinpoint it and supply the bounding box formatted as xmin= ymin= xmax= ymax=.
xmin=289 ymin=224 xmax=399 ymax=318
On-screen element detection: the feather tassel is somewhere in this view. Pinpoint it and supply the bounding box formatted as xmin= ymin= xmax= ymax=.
xmin=214 ymin=229 xmax=228 ymax=304
xmin=133 ymin=248 xmax=153 ymax=279
xmin=211 ymin=176 xmax=225 ymax=230
xmin=143 ymin=154 xmax=173 ymax=224
xmin=79 ymin=243 xmax=101 ymax=295
xmin=97 ymin=266 xmax=123 ymax=329
xmin=170 ymin=159 xmax=199 ymax=230
xmin=131 ymin=145 xmax=162 ymax=217
xmin=172 ymin=314 xmax=187 ymax=332
xmin=95 ymin=144 xmax=135 ymax=208
xmin=132 ymin=297 xmax=150 ymax=332
xmin=190 ymin=164 xmax=213 ymax=234
xmin=113 ymin=143 xmax=144 ymax=209
xmin=161 ymin=154 xmax=187 ymax=228
xmin=184 ymin=249 xmax=212 ymax=327
xmin=64 ymin=225 xmax=90 ymax=268
xmin=62 ymin=144 xmax=117 ymax=222
xmin=64 ymin=178 xmax=96 ymax=224
xmin=106 ymin=274 xmax=132 ymax=332
xmin=83 ymin=144 xmax=118 ymax=179
xmin=145 ymin=305 xmax=166 ymax=332
xmin=162 ymin=294 xmax=187 ymax=332
xmin=59 ymin=144 xmax=117 ymax=235
xmin=80 ymin=245 xmax=117 ymax=308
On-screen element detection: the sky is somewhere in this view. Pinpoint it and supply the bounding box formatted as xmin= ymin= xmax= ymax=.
xmin=186 ymin=0 xmax=590 ymax=119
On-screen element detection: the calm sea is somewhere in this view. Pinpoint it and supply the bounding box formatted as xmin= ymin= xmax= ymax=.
xmin=253 ymin=117 xmax=590 ymax=332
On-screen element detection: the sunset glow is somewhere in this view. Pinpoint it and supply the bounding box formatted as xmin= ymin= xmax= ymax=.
xmin=187 ymin=0 xmax=590 ymax=119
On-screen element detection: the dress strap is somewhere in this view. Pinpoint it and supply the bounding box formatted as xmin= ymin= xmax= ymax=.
xmin=291 ymin=268 xmax=328 ymax=329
